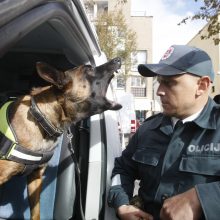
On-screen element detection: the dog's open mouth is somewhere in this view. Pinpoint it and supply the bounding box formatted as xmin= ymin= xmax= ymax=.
xmin=94 ymin=57 xmax=122 ymax=111
xmin=107 ymin=58 xmax=122 ymax=110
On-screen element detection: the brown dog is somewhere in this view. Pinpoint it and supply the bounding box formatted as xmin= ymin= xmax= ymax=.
xmin=0 ymin=57 xmax=122 ymax=220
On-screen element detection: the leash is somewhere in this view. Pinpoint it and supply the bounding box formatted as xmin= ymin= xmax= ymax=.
xmin=67 ymin=127 xmax=86 ymax=220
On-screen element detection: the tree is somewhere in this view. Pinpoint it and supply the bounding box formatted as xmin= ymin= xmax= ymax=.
xmin=179 ymin=0 xmax=220 ymax=44
xmin=95 ymin=9 xmax=137 ymax=83
xmin=117 ymin=0 xmax=127 ymax=4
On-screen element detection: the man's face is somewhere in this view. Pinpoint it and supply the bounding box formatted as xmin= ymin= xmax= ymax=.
xmin=156 ymin=73 xmax=201 ymax=119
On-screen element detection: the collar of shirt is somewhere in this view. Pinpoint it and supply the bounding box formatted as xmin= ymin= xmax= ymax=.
xmin=172 ymin=108 xmax=203 ymax=128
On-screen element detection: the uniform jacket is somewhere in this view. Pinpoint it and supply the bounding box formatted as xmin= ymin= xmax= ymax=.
xmin=108 ymin=98 xmax=220 ymax=220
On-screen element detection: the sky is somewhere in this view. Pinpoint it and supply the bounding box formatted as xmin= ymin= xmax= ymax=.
xmin=131 ymin=0 xmax=207 ymax=62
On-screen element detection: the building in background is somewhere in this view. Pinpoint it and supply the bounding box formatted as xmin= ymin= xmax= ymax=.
xmin=187 ymin=15 xmax=220 ymax=97
xmin=84 ymin=0 xmax=159 ymax=125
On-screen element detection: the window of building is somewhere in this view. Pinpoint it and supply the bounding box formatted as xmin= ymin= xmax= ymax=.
xmin=131 ymin=76 xmax=146 ymax=97
xmin=131 ymin=76 xmax=145 ymax=87
xmin=117 ymin=76 xmax=125 ymax=89
xmin=131 ymin=76 xmax=141 ymax=87
xmin=131 ymin=50 xmax=147 ymax=72
xmin=131 ymin=87 xmax=146 ymax=97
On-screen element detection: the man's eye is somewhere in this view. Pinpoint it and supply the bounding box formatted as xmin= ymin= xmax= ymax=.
xmin=163 ymin=80 xmax=172 ymax=86
xmin=158 ymin=80 xmax=169 ymax=85
xmin=162 ymin=80 xmax=176 ymax=87
xmin=157 ymin=77 xmax=176 ymax=86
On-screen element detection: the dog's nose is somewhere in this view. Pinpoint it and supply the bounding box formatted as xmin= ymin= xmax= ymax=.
xmin=113 ymin=57 xmax=121 ymax=65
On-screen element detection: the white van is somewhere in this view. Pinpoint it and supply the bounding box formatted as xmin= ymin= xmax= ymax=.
xmin=116 ymin=92 xmax=137 ymax=147
xmin=0 ymin=0 xmax=121 ymax=219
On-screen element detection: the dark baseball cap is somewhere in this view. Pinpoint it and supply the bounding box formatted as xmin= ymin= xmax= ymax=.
xmin=138 ymin=45 xmax=215 ymax=82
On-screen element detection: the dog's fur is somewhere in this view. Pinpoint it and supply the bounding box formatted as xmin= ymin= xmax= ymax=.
xmin=0 ymin=57 xmax=122 ymax=220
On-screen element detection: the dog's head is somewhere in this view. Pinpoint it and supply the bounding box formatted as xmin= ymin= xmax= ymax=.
xmin=36 ymin=58 xmax=122 ymax=122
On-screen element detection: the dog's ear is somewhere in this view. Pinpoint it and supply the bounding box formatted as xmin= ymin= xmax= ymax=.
xmin=36 ymin=62 xmax=70 ymax=89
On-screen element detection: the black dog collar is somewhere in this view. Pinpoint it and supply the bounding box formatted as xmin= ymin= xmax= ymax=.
xmin=29 ymin=96 xmax=63 ymax=137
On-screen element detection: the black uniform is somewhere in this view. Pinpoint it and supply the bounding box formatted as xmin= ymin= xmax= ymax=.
xmin=108 ymin=98 xmax=220 ymax=220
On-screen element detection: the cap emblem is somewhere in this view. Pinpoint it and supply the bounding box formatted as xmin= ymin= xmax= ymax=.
xmin=161 ymin=46 xmax=174 ymax=60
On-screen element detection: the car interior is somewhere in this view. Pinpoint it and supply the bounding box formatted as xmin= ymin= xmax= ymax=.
xmin=0 ymin=1 xmax=99 ymax=219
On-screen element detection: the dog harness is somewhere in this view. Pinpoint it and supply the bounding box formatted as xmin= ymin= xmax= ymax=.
xmin=0 ymin=100 xmax=57 ymax=174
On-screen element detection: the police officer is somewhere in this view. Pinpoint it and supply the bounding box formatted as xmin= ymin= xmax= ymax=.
xmin=108 ymin=45 xmax=219 ymax=220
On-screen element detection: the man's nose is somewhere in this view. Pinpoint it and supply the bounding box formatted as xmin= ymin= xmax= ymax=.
xmin=156 ymin=85 xmax=165 ymax=96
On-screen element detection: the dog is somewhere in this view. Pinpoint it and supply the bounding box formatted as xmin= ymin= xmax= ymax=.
xmin=0 ymin=57 xmax=122 ymax=220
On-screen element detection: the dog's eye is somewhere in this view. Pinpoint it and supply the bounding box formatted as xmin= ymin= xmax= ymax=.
xmin=85 ymin=65 xmax=95 ymax=76
xmin=85 ymin=65 xmax=93 ymax=71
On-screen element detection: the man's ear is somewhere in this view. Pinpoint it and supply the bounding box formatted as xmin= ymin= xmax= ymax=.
xmin=196 ymin=76 xmax=211 ymax=95
xmin=36 ymin=62 xmax=70 ymax=89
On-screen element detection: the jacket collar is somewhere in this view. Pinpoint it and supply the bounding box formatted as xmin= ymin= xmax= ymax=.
xmin=147 ymin=97 xmax=218 ymax=134
xmin=194 ymin=97 xmax=218 ymax=129
xmin=146 ymin=113 xmax=173 ymax=136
